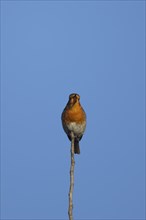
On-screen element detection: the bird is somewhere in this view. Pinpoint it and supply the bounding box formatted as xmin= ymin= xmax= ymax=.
xmin=61 ymin=93 xmax=86 ymax=154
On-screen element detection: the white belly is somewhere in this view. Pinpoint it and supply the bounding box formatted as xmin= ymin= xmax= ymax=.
xmin=63 ymin=121 xmax=86 ymax=137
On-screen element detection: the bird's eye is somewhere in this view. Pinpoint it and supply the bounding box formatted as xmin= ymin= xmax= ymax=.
xmin=76 ymin=94 xmax=80 ymax=100
xmin=69 ymin=94 xmax=76 ymax=99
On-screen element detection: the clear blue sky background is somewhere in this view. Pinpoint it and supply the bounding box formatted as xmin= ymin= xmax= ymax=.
xmin=1 ymin=1 xmax=145 ymax=219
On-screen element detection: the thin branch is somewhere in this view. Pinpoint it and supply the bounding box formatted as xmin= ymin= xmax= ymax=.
xmin=68 ymin=131 xmax=75 ymax=220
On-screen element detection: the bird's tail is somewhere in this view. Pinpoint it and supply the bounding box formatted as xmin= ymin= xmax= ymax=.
xmin=74 ymin=140 xmax=80 ymax=154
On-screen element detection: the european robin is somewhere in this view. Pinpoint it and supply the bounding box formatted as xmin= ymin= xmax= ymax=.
xmin=61 ymin=93 xmax=86 ymax=154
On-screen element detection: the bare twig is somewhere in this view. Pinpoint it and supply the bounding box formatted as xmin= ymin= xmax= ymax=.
xmin=68 ymin=131 xmax=75 ymax=220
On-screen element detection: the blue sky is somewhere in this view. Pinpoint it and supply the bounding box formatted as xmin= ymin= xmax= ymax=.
xmin=1 ymin=1 xmax=145 ymax=219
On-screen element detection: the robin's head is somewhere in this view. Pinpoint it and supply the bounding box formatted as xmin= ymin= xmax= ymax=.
xmin=68 ymin=93 xmax=80 ymax=107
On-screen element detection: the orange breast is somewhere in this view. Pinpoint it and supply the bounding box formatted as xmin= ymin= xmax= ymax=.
xmin=63 ymin=103 xmax=86 ymax=123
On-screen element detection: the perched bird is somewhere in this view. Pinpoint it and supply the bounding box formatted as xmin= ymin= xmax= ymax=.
xmin=61 ymin=93 xmax=86 ymax=154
